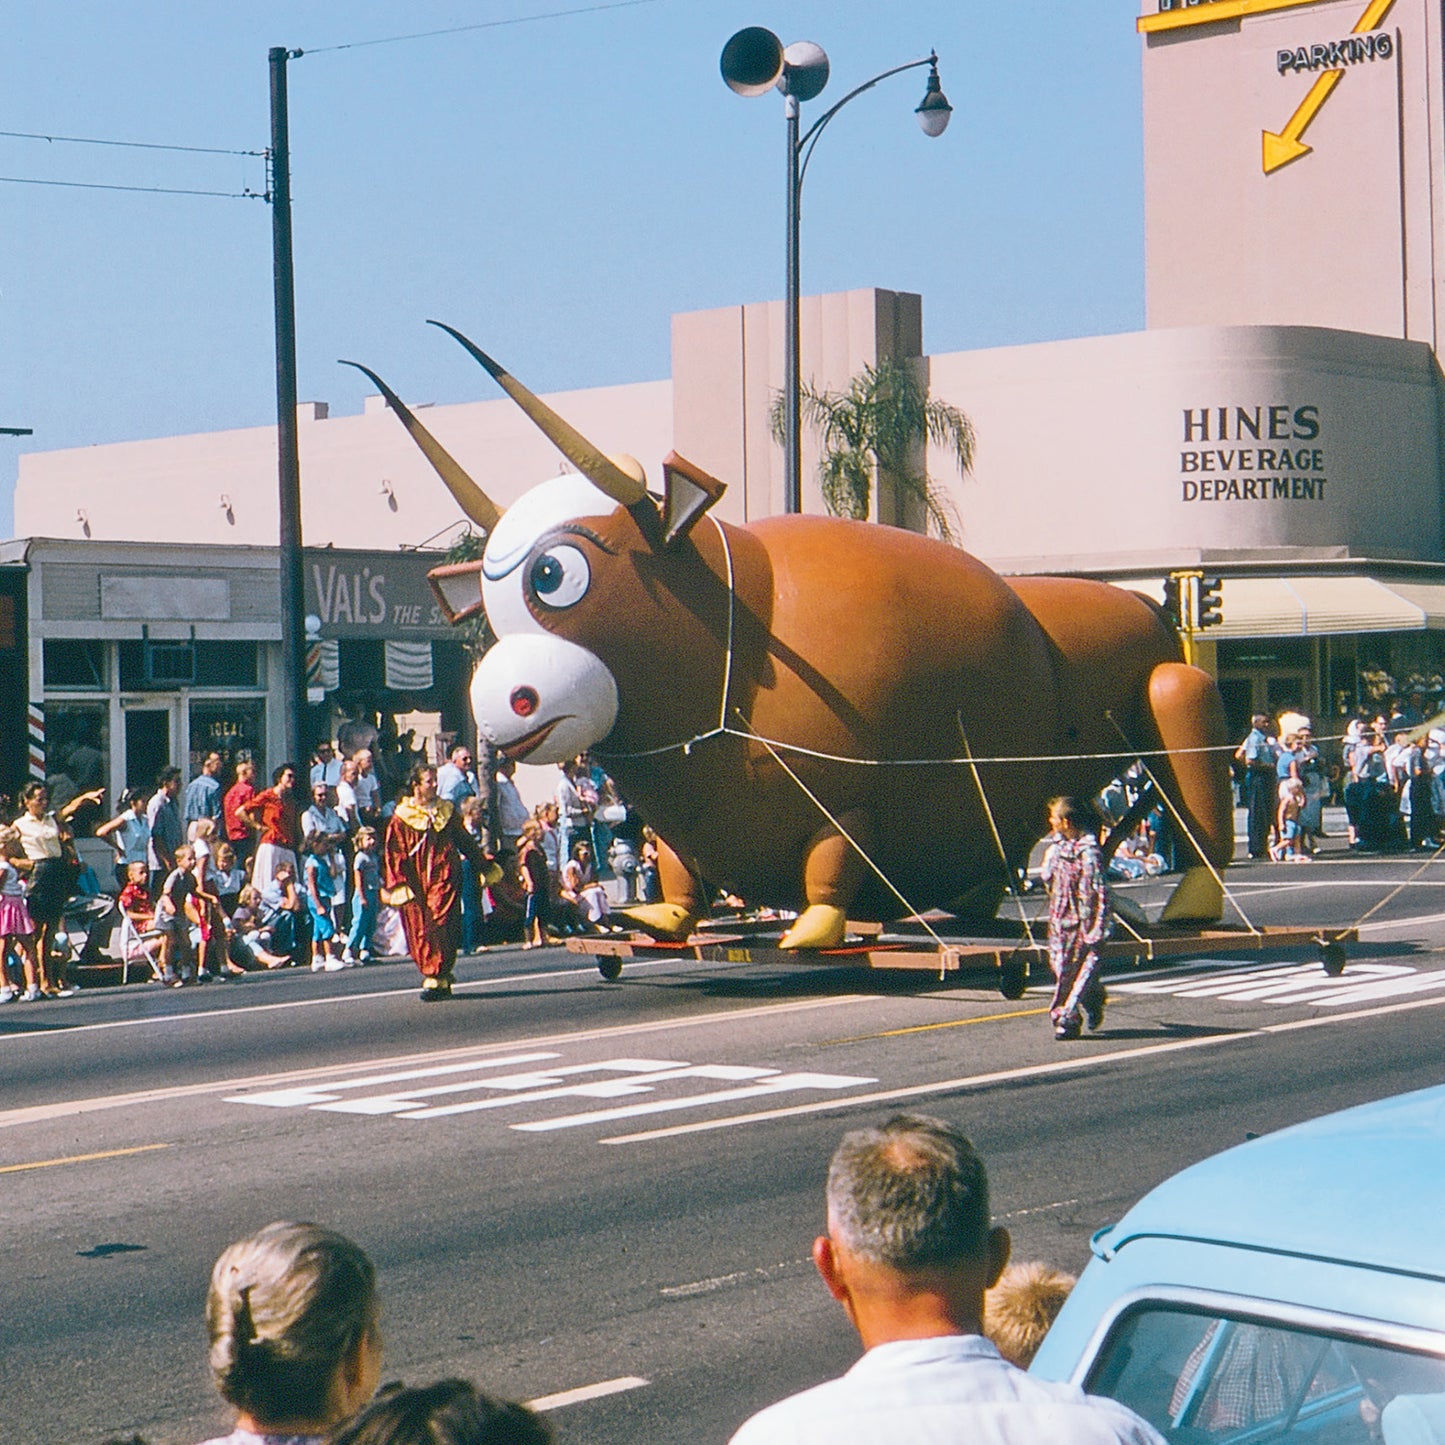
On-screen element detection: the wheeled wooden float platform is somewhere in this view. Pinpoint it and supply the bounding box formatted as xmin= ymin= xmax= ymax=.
xmin=565 ymin=920 xmax=1358 ymax=996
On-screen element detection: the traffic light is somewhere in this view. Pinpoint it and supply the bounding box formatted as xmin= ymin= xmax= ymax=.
xmin=1197 ymin=576 xmax=1224 ymax=629
xmin=1162 ymin=574 xmax=1183 ymax=631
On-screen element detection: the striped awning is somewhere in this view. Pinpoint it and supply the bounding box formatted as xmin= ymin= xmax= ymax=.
xmin=1117 ymin=575 xmax=1445 ymax=638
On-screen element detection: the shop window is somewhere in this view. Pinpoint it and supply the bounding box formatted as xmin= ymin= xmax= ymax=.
xmin=189 ymin=699 xmax=265 ymax=780
xmin=1359 ymin=634 xmax=1445 ymax=710
xmin=118 ymin=639 xmax=259 ymax=690
xmin=119 ymin=640 xmax=188 ymax=689
xmin=194 ymin=641 xmax=258 ymax=688
xmin=45 ymin=701 xmax=109 ymax=835
xmin=44 ymin=639 xmax=107 ymax=689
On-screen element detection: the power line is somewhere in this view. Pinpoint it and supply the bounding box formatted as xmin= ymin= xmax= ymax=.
xmin=303 ymin=0 xmax=662 ymax=56
xmin=0 ymin=174 xmax=262 ymax=200
xmin=0 ymin=128 xmax=263 ymax=158
xmin=0 ymin=0 xmax=663 ymax=201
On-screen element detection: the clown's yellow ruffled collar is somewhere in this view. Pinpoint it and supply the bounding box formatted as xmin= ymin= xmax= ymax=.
xmin=393 ymin=796 xmax=454 ymax=832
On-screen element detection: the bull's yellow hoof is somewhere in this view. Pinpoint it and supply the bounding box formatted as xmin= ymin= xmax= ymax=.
xmin=779 ymin=904 xmax=848 ymax=951
xmin=615 ymin=903 xmax=698 ymax=941
xmin=1159 ymin=866 xmax=1224 ymax=924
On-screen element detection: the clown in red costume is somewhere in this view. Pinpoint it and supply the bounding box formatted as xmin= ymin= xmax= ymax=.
xmin=383 ymin=762 xmax=493 ymax=1000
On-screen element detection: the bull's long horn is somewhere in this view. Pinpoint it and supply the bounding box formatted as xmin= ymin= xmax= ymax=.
xmin=338 ymin=359 xmax=502 ymax=533
xmin=428 ymin=320 xmax=648 ymax=509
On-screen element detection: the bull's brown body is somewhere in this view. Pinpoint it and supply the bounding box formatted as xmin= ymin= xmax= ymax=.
xmin=564 ymin=503 xmax=1232 ymax=921
xmin=355 ymin=327 xmax=1235 ymax=943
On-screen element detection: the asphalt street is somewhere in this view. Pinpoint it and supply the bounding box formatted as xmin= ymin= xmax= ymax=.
xmin=4 ymin=831 xmax=1445 ymax=1445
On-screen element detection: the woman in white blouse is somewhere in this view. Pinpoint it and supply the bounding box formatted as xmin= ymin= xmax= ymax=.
xmin=14 ymin=779 xmax=104 ymax=996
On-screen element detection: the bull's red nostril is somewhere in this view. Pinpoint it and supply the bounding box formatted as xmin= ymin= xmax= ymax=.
xmin=510 ymin=686 xmax=540 ymax=718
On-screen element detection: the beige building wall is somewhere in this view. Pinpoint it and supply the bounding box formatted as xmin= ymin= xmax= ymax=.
xmin=670 ymin=288 xmax=922 ymax=526
xmin=23 ymin=295 xmax=1443 ymax=577
xmin=15 ymin=381 xmax=673 ymax=549
xmin=924 ymin=323 xmax=1443 ymax=570
xmin=18 ymin=293 xmax=929 ymax=552
xmin=1140 ymin=0 xmax=1445 ymax=351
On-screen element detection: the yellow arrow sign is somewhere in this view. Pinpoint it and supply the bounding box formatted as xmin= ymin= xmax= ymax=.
xmin=1262 ymin=0 xmax=1397 ymax=174
xmin=1139 ymin=0 xmax=1331 ymax=36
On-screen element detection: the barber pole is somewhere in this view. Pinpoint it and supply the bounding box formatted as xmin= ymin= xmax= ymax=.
xmin=27 ymin=702 xmax=44 ymax=782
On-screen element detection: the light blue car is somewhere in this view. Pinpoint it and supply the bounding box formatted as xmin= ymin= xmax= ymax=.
xmin=1031 ymin=1084 xmax=1445 ymax=1444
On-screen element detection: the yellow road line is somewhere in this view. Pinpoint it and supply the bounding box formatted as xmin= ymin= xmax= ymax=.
xmin=824 ymin=1006 xmax=1049 ymax=1045
xmin=0 ymin=1142 xmax=169 ymax=1175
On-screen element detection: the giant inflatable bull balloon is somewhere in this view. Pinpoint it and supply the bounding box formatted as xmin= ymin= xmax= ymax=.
xmin=345 ymin=324 xmax=1234 ymax=950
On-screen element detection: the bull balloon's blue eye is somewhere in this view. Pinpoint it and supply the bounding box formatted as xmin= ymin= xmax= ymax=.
xmin=528 ymin=544 xmax=590 ymax=609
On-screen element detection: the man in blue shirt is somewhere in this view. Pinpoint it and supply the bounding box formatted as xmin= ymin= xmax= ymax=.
xmin=182 ymin=750 xmax=224 ymax=831
xmin=435 ymin=744 xmax=477 ymax=807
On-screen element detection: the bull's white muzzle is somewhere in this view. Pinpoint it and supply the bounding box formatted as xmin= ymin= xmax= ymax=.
xmin=471 ymin=632 xmax=618 ymax=765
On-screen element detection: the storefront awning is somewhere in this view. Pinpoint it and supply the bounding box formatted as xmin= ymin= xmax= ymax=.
xmin=1117 ymin=576 xmax=1445 ymax=638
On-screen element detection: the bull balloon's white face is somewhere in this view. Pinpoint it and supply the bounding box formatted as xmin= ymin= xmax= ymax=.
xmin=472 ymin=475 xmax=622 ymax=765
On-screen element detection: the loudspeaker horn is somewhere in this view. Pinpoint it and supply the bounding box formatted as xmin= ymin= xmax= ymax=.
xmin=779 ymin=41 xmax=829 ymax=102
xmin=721 ymin=26 xmax=784 ymax=97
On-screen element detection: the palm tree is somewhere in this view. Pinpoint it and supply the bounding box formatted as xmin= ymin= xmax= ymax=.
xmin=770 ymin=355 xmax=975 ymax=542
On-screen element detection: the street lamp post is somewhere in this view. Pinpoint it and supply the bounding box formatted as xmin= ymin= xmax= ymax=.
xmin=722 ymin=28 xmax=952 ymax=514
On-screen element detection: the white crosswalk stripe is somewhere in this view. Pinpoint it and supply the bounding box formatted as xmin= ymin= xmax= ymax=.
xmin=225 ymin=1054 xmax=877 ymax=1130
xmin=1111 ymin=959 xmax=1445 ymax=1007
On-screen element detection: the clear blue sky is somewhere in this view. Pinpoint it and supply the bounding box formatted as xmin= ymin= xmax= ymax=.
xmin=0 ymin=2 xmax=1145 ymax=535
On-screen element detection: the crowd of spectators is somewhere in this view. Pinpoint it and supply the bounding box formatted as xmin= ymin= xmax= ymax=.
xmin=1236 ymin=691 xmax=1445 ymax=859
xmin=0 ymin=733 xmax=666 ymax=998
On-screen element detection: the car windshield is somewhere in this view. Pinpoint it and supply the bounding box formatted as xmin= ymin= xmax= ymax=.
xmin=1087 ymin=1306 xmax=1445 ymax=1445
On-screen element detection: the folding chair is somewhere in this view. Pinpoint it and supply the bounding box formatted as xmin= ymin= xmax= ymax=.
xmin=115 ymin=911 xmax=165 ymax=984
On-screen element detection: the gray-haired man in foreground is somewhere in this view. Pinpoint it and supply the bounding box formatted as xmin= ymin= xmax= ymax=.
xmin=729 ymin=1114 xmax=1163 ymax=1445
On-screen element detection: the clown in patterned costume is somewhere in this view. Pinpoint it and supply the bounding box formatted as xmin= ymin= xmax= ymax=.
xmin=1042 ymin=796 xmax=1111 ymax=1040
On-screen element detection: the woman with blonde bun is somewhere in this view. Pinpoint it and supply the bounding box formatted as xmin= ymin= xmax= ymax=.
xmin=199 ymin=1221 xmax=382 ymax=1445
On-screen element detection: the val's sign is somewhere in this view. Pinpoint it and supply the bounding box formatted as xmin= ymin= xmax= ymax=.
xmin=312 ymin=560 xmax=386 ymax=626
xmin=302 ymin=548 xmax=455 ymax=639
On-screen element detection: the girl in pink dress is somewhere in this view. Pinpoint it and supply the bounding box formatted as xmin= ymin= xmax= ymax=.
xmin=0 ymin=825 xmax=41 ymax=1002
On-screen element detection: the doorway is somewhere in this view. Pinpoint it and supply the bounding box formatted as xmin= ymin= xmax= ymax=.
xmin=123 ymin=708 xmax=171 ymax=793
xmin=1216 ymin=639 xmax=1318 ymax=738
xmin=1215 ymin=670 xmax=1313 ymax=739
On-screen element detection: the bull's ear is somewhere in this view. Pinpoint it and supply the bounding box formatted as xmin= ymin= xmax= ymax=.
xmin=427 ymin=560 xmax=487 ymax=624
xmin=660 ymin=452 xmax=726 ymax=548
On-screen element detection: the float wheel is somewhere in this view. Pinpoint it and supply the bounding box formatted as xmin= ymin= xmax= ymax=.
xmin=598 ymin=957 xmax=624 ymax=982
xmin=1319 ymin=941 xmax=1347 ymax=977
xmin=998 ymin=951 xmax=1029 ymax=1001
